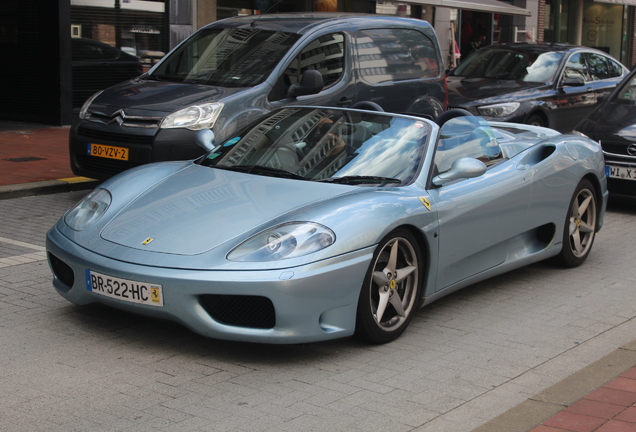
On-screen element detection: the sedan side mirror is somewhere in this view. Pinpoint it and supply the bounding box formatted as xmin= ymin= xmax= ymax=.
xmin=194 ymin=129 xmax=215 ymax=152
xmin=432 ymin=157 xmax=487 ymax=186
xmin=287 ymin=70 xmax=324 ymax=98
xmin=561 ymin=76 xmax=586 ymax=87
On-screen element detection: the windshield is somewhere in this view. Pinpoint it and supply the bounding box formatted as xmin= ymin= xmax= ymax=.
xmin=150 ymin=28 xmax=300 ymax=87
xmin=198 ymin=107 xmax=431 ymax=185
xmin=451 ymin=49 xmax=564 ymax=83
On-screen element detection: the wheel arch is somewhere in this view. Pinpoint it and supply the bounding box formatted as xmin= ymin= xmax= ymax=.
xmin=525 ymin=109 xmax=549 ymax=128
xmin=581 ymin=173 xmax=603 ymax=232
xmin=394 ymin=223 xmax=431 ymax=299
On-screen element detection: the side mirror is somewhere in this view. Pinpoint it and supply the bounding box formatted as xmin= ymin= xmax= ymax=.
xmin=561 ymin=76 xmax=586 ymax=87
xmin=194 ymin=129 xmax=215 ymax=152
xmin=287 ymin=70 xmax=324 ymax=98
xmin=433 ymin=157 xmax=487 ymax=186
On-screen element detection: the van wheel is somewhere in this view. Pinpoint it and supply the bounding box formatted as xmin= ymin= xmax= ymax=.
xmin=526 ymin=114 xmax=546 ymax=128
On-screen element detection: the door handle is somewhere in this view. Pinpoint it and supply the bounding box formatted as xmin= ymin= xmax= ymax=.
xmin=337 ymin=98 xmax=352 ymax=107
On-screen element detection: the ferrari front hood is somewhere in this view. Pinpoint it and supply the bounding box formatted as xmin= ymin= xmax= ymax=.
xmin=100 ymin=165 xmax=351 ymax=255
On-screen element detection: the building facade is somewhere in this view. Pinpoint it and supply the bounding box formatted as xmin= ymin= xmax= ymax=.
xmin=0 ymin=0 xmax=633 ymax=126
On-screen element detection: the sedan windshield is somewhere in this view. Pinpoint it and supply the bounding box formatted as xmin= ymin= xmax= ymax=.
xmin=150 ymin=28 xmax=300 ymax=87
xmin=198 ymin=107 xmax=431 ymax=185
xmin=451 ymin=49 xmax=564 ymax=83
xmin=614 ymin=73 xmax=636 ymax=104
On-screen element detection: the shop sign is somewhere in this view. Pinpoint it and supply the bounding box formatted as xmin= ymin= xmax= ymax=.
xmin=594 ymin=0 xmax=636 ymax=5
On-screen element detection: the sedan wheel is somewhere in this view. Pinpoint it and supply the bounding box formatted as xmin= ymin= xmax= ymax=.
xmin=355 ymin=229 xmax=422 ymax=343
xmin=555 ymin=179 xmax=597 ymax=267
xmin=526 ymin=114 xmax=546 ymax=128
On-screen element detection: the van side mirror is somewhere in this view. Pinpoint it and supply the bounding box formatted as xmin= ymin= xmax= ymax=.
xmin=561 ymin=76 xmax=585 ymax=87
xmin=287 ymin=70 xmax=324 ymax=98
xmin=194 ymin=129 xmax=215 ymax=152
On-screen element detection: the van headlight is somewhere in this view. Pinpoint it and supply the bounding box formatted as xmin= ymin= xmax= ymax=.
xmin=79 ymin=91 xmax=103 ymax=119
xmin=161 ymin=102 xmax=224 ymax=131
xmin=477 ymin=102 xmax=520 ymax=117
xmin=228 ymin=222 xmax=335 ymax=262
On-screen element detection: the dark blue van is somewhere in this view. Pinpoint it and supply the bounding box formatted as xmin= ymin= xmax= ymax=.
xmin=69 ymin=13 xmax=447 ymax=179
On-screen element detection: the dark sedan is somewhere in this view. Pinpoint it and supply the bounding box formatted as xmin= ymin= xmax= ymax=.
xmin=72 ymin=38 xmax=143 ymax=108
xmin=576 ymin=67 xmax=636 ymax=198
xmin=447 ymin=43 xmax=628 ymax=133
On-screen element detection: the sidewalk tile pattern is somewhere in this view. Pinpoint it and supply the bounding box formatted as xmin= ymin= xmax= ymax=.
xmin=530 ymin=368 xmax=636 ymax=432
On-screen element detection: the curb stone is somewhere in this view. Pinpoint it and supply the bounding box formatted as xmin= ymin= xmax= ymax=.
xmin=0 ymin=177 xmax=99 ymax=200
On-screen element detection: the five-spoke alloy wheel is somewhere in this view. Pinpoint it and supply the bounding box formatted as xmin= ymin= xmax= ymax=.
xmin=556 ymin=179 xmax=598 ymax=267
xmin=355 ymin=229 xmax=422 ymax=343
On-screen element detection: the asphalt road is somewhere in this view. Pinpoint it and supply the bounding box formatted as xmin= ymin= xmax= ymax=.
xmin=1 ymin=191 xmax=635 ymax=432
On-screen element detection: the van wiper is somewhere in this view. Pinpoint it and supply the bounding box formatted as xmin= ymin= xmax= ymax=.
xmin=218 ymin=165 xmax=306 ymax=180
xmin=317 ymin=176 xmax=402 ymax=185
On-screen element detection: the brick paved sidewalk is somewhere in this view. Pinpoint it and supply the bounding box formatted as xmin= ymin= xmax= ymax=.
xmin=0 ymin=127 xmax=76 ymax=186
xmin=530 ymin=367 xmax=636 ymax=432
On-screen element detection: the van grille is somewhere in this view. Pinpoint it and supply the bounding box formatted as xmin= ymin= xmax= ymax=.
xmin=77 ymin=127 xmax=156 ymax=146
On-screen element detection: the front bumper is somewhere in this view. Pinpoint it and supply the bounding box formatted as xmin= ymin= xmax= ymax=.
xmin=69 ymin=120 xmax=205 ymax=180
xmin=46 ymin=226 xmax=374 ymax=344
xmin=604 ymin=151 xmax=636 ymax=197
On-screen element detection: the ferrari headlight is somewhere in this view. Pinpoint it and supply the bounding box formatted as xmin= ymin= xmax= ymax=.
xmin=160 ymin=102 xmax=224 ymax=131
xmin=64 ymin=188 xmax=112 ymax=231
xmin=79 ymin=91 xmax=103 ymax=119
xmin=228 ymin=222 xmax=335 ymax=262
xmin=477 ymin=102 xmax=520 ymax=117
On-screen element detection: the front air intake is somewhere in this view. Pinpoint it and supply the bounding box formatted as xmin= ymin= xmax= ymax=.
xmin=200 ymin=295 xmax=275 ymax=329
xmin=48 ymin=252 xmax=75 ymax=290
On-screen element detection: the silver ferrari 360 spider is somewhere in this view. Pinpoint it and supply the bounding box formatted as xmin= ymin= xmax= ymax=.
xmin=46 ymin=106 xmax=607 ymax=344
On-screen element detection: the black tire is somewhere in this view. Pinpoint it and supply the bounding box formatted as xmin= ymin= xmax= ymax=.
xmin=355 ymin=229 xmax=422 ymax=344
xmin=554 ymin=179 xmax=598 ymax=267
xmin=526 ymin=114 xmax=547 ymax=128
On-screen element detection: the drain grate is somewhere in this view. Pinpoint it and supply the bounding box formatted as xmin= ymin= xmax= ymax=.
xmin=3 ymin=157 xmax=47 ymax=162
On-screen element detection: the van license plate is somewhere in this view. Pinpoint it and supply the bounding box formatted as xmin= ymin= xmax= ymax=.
xmin=88 ymin=143 xmax=129 ymax=161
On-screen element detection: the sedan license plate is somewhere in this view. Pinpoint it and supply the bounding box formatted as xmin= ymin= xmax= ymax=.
xmin=606 ymin=165 xmax=636 ymax=181
xmin=87 ymin=143 xmax=129 ymax=161
xmin=85 ymin=270 xmax=163 ymax=307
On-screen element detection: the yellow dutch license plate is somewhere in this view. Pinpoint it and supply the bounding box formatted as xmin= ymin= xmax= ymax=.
xmin=88 ymin=143 xmax=129 ymax=160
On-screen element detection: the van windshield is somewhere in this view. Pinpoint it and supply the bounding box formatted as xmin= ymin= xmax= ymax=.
xmin=150 ymin=28 xmax=300 ymax=87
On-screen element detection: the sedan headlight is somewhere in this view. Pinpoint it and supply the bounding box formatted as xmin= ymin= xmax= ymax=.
xmin=228 ymin=222 xmax=336 ymax=262
xmin=161 ymin=102 xmax=224 ymax=130
xmin=64 ymin=188 xmax=112 ymax=231
xmin=477 ymin=102 xmax=520 ymax=117
xmin=79 ymin=91 xmax=103 ymax=119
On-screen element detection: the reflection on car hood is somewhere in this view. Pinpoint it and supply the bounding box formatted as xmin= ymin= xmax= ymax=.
xmin=447 ymin=76 xmax=546 ymax=105
xmin=100 ymin=165 xmax=352 ymax=255
xmin=91 ymin=79 xmax=248 ymax=114
xmin=582 ymin=103 xmax=636 ymax=143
